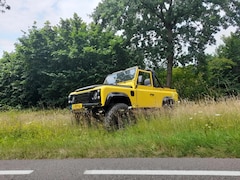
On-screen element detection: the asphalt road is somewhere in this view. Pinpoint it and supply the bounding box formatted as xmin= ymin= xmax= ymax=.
xmin=1 ymin=158 xmax=240 ymax=180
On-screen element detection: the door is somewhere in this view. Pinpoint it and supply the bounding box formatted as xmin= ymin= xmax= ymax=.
xmin=135 ymin=70 xmax=155 ymax=108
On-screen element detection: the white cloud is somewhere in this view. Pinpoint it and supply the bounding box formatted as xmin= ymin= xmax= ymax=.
xmin=0 ymin=0 xmax=101 ymax=56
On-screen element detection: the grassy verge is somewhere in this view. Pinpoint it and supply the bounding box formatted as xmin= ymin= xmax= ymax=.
xmin=0 ymin=99 xmax=240 ymax=159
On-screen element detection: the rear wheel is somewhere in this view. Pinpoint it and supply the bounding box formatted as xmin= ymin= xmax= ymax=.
xmin=163 ymin=98 xmax=174 ymax=109
xmin=104 ymin=103 xmax=133 ymax=131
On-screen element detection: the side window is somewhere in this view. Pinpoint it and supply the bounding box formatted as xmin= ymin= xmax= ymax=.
xmin=137 ymin=71 xmax=152 ymax=86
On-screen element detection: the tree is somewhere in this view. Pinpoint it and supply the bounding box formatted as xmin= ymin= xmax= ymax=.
xmin=92 ymin=0 xmax=240 ymax=87
xmin=217 ymin=30 xmax=240 ymax=83
xmin=207 ymin=30 xmax=240 ymax=96
xmin=207 ymin=56 xmax=237 ymax=97
xmin=0 ymin=52 xmax=25 ymax=108
xmin=171 ymin=65 xmax=208 ymax=100
xmin=0 ymin=14 xmax=139 ymax=108
xmin=0 ymin=0 xmax=10 ymax=13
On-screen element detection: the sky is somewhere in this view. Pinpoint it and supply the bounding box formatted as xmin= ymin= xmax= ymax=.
xmin=0 ymin=0 xmax=101 ymax=57
xmin=0 ymin=0 xmax=237 ymax=58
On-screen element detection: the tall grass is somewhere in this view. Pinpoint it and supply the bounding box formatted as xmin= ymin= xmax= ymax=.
xmin=0 ymin=98 xmax=240 ymax=159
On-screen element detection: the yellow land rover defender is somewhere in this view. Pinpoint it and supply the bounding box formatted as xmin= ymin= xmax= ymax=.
xmin=68 ymin=66 xmax=178 ymax=130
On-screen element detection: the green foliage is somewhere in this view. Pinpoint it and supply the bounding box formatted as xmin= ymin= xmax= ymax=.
xmin=203 ymin=31 xmax=240 ymax=98
xmin=171 ymin=66 xmax=209 ymax=100
xmin=218 ymin=31 xmax=240 ymax=63
xmin=1 ymin=8 xmax=239 ymax=108
xmin=0 ymin=52 xmax=25 ymax=107
xmin=0 ymin=0 xmax=10 ymax=13
xmin=92 ymin=0 xmax=240 ymax=87
xmin=0 ymin=14 xmax=137 ymax=108
xmin=217 ymin=30 xmax=240 ymax=85
xmin=207 ymin=56 xmax=238 ymax=96
xmin=168 ymin=31 xmax=240 ymax=100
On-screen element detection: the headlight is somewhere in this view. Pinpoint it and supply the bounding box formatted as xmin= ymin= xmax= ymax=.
xmin=91 ymin=90 xmax=100 ymax=101
xmin=68 ymin=95 xmax=75 ymax=104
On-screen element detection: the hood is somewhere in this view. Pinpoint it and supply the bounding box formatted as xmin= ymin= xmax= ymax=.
xmin=75 ymin=84 xmax=102 ymax=92
xmin=74 ymin=83 xmax=132 ymax=92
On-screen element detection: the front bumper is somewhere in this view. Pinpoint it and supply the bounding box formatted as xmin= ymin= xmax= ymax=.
xmin=70 ymin=103 xmax=101 ymax=111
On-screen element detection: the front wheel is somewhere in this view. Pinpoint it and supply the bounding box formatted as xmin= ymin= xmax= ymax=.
xmin=104 ymin=103 xmax=132 ymax=131
xmin=72 ymin=111 xmax=91 ymax=126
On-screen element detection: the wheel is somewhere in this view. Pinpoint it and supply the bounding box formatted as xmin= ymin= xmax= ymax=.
xmin=104 ymin=103 xmax=132 ymax=131
xmin=91 ymin=108 xmax=102 ymax=121
xmin=73 ymin=112 xmax=81 ymax=125
xmin=163 ymin=98 xmax=174 ymax=109
xmin=72 ymin=112 xmax=91 ymax=127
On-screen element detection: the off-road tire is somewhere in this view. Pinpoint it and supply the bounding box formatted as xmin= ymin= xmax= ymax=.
xmin=163 ymin=99 xmax=174 ymax=109
xmin=104 ymin=103 xmax=131 ymax=131
xmin=73 ymin=112 xmax=91 ymax=127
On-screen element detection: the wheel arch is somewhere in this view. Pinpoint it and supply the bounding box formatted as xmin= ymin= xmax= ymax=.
xmin=104 ymin=92 xmax=131 ymax=108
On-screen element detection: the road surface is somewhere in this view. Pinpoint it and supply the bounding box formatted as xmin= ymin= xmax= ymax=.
xmin=1 ymin=158 xmax=240 ymax=179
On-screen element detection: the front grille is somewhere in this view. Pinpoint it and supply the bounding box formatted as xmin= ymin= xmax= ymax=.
xmin=74 ymin=92 xmax=90 ymax=104
xmin=69 ymin=90 xmax=101 ymax=105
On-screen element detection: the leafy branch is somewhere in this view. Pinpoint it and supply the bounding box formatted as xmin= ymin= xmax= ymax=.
xmin=0 ymin=0 xmax=10 ymax=13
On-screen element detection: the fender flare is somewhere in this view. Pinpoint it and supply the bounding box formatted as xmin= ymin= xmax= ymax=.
xmin=105 ymin=92 xmax=131 ymax=107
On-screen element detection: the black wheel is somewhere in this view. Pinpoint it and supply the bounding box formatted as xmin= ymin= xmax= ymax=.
xmin=72 ymin=112 xmax=91 ymax=127
xmin=104 ymin=103 xmax=132 ymax=131
xmin=73 ymin=112 xmax=81 ymax=125
xmin=91 ymin=108 xmax=102 ymax=121
xmin=163 ymin=99 xmax=174 ymax=109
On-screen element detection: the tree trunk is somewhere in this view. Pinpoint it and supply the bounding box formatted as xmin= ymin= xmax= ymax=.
xmin=166 ymin=53 xmax=173 ymax=87
xmin=166 ymin=27 xmax=174 ymax=88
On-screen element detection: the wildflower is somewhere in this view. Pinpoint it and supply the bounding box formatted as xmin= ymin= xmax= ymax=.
xmin=205 ymin=124 xmax=211 ymax=129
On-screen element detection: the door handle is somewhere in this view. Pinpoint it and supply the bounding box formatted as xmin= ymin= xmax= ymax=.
xmin=150 ymin=94 xmax=154 ymax=96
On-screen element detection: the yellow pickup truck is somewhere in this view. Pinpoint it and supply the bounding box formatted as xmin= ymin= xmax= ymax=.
xmin=68 ymin=66 xmax=178 ymax=130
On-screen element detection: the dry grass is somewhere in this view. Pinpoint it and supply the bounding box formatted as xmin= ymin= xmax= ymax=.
xmin=0 ymin=98 xmax=240 ymax=159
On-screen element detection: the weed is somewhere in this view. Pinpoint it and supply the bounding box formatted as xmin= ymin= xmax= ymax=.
xmin=0 ymin=98 xmax=240 ymax=159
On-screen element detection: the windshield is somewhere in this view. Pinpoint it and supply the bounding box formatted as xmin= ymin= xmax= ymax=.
xmin=103 ymin=67 xmax=137 ymax=85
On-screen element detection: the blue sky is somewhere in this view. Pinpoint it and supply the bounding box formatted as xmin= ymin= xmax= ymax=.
xmin=0 ymin=0 xmax=236 ymax=57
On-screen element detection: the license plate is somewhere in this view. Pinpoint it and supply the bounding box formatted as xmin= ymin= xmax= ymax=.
xmin=72 ymin=103 xmax=83 ymax=110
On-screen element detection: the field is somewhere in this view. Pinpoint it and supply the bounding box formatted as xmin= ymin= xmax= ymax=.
xmin=0 ymin=98 xmax=240 ymax=159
